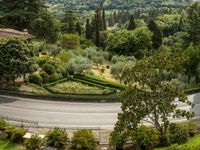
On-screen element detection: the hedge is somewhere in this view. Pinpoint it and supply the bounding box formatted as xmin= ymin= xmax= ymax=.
xmin=74 ymin=75 xmax=125 ymax=90
xmin=0 ymin=90 xmax=120 ymax=102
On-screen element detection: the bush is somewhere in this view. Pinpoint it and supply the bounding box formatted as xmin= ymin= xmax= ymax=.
xmin=40 ymin=71 xmax=49 ymax=84
xmin=49 ymin=73 xmax=62 ymax=83
xmin=71 ymin=129 xmax=97 ymax=150
xmin=62 ymin=34 xmax=80 ymax=49
xmin=169 ymin=123 xmax=188 ymax=144
xmin=29 ymin=73 xmax=43 ymax=85
xmin=46 ymin=128 xmax=68 ymax=148
xmin=182 ymin=122 xmax=197 ymax=137
xmin=11 ymin=128 xmax=26 ymax=143
xmin=25 ymin=135 xmax=43 ymax=150
xmin=4 ymin=125 xmax=15 ymax=139
xmin=43 ymin=63 xmax=56 ymax=75
xmin=0 ymin=119 xmax=7 ymax=131
xmin=132 ymin=125 xmax=159 ymax=150
xmin=110 ymin=130 xmax=126 ymax=150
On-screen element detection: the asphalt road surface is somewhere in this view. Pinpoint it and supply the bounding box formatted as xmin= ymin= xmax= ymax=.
xmin=0 ymin=93 xmax=200 ymax=129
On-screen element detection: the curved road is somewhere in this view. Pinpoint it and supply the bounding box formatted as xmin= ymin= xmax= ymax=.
xmin=0 ymin=93 xmax=200 ymax=129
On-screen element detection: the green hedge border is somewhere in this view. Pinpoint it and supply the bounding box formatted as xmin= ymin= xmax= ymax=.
xmin=0 ymin=90 xmax=120 ymax=102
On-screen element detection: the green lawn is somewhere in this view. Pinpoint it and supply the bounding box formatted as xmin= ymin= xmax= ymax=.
xmin=0 ymin=140 xmax=22 ymax=150
xmin=154 ymin=134 xmax=200 ymax=150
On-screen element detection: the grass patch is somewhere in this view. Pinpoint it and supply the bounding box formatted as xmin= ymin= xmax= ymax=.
xmin=154 ymin=134 xmax=200 ymax=150
xmin=0 ymin=140 xmax=22 ymax=150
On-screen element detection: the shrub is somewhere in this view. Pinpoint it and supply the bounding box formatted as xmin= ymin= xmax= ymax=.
xmin=62 ymin=34 xmax=80 ymax=49
xmin=110 ymin=130 xmax=126 ymax=150
xmin=4 ymin=125 xmax=15 ymax=139
xmin=11 ymin=128 xmax=26 ymax=143
xmin=182 ymin=122 xmax=197 ymax=137
xmin=132 ymin=125 xmax=159 ymax=150
xmin=29 ymin=73 xmax=43 ymax=85
xmin=46 ymin=128 xmax=68 ymax=148
xmin=71 ymin=129 xmax=97 ymax=150
xmin=40 ymin=71 xmax=49 ymax=84
xmin=43 ymin=63 xmax=56 ymax=75
xmin=49 ymin=73 xmax=62 ymax=83
xmin=169 ymin=123 xmax=188 ymax=144
xmin=0 ymin=119 xmax=7 ymax=131
xmin=25 ymin=135 xmax=43 ymax=150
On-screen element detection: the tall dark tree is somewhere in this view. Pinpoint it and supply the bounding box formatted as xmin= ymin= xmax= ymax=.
xmin=95 ymin=9 xmax=101 ymax=47
xmin=128 ymin=15 xmax=136 ymax=30
xmin=102 ymin=9 xmax=107 ymax=31
xmin=75 ymin=22 xmax=81 ymax=35
xmin=0 ymin=0 xmax=44 ymax=31
xmin=187 ymin=2 xmax=200 ymax=45
xmin=148 ymin=19 xmax=162 ymax=49
xmin=30 ymin=11 xmax=60 ymax=43
xmin=61 ymin=11 xmax=76 ymax=34
xmin=85 ymin=19 xmax=92 ymax=39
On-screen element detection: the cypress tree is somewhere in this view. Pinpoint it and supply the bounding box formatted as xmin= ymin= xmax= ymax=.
xmin=102 ymin=9 xmax=107 ymax=30
xmin=75 ymin=22 xmax=81 ymax=35
xmin=86 ymin=19 xmax=92 ymax=39
xmin=128 ymin=15 xmax=136 ymax=30
xmin=148 ymin=19 xmax=163 ymax=49
xmin=95 ymin=9 xmax=100 ymax=47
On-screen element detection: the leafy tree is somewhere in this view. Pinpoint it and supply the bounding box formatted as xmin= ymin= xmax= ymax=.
xmin=115 ymin=52 xmax=193 ymax=147
xmin=187 ymin=2 xmax=200 ymax=45
xmin=0 ymin=0 xmax=44 ymax=30
xmin=0 ymin=37 xmax=33 ymax=84
xmin=68 ymin=56 xmax=92 ymax=74
xmin=106 ymin=27 xmax=152 ymax=58
xmin=46 ymin=128 xmax=68 ymax=148
xmin=128 ymin=15 xmax=136 ymax=30
xmin=148 ymin=19 xmax=163 ymax=49
xmin=182 ymin=43 xmax=200 ymax=84
xmin=71 ymin=129 xmax=97 ymax=150
xmin=30 ymin=11 xmax=61 ymax=43
xmin=111 ymin=60 xmax=135 ymax=83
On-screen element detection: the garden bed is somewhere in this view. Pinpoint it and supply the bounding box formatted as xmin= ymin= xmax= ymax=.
xmin=46 ymin=81 xmax=113 ymax=95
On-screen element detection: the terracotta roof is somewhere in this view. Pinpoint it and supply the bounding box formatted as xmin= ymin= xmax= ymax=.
xmin=0 ymin=28 xmax=35 ymax=39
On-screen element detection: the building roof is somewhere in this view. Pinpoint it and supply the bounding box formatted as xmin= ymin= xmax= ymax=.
xmin=0 ymin=28 xmax=35 ymax=39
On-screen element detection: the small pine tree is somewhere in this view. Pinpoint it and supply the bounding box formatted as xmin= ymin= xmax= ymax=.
xmin=128 ymin=15 xmax=136 ymax=30
xmin=148 ymin=19 xmax=162 ymax=49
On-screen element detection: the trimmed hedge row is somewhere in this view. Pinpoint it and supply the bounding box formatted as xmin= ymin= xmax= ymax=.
xmin=74 ymin=75 xmax=125 ymax=90
xmin=70 ymin=77 xmax=115 ymax=91
xmin=0 ymin=90 xmax=120 ymax=102
xmin=86 ymin=74 xmax=126 ymax=89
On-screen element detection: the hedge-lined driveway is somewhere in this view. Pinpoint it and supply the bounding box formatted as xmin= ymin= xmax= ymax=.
xmin=0 ymin=93 xmax=199 ymax=129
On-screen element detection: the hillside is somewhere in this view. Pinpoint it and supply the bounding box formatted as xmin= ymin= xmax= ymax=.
xmin=46 ymin=0 xmax=191 ymax=11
